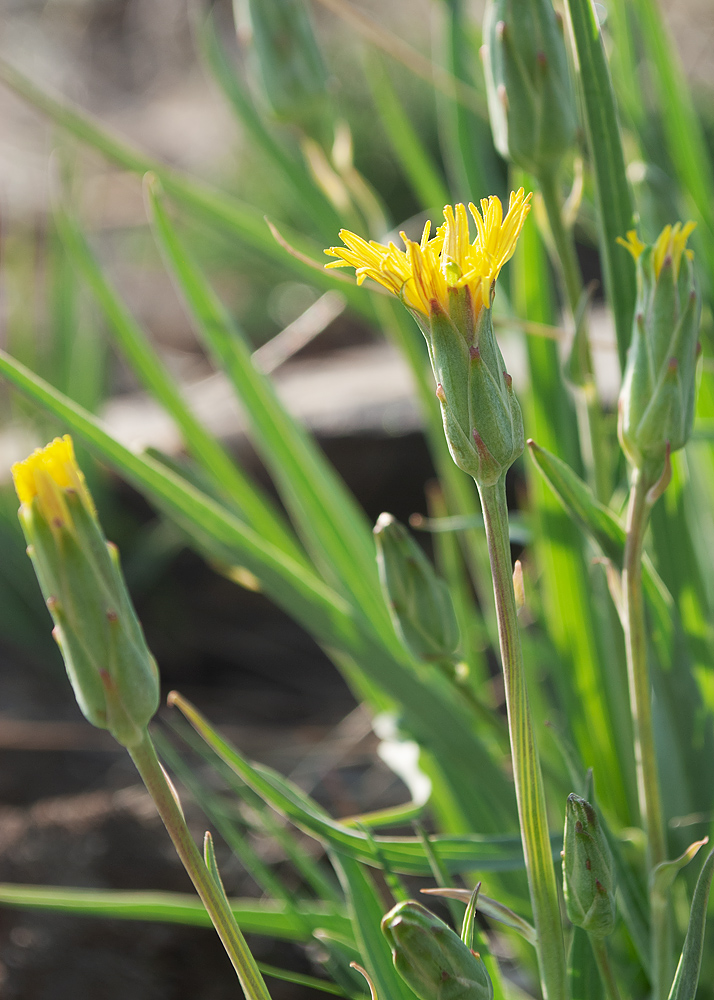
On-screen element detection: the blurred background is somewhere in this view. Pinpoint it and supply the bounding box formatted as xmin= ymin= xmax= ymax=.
xmin=0 ymin=0 xmax=713 ymax=996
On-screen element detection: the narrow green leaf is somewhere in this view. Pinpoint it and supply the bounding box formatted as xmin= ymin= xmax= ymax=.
xmin=331 ymin=854 xmax=418 ymax=1000
xmin=364 ymin=52 xmax=449 ymax=211
xmin=170 ymin=691 xmax=537 ymax=876
xmin=169 ymin=717 xmax=343 ymax=904
xmin=0 ymin=884 xmax=352 ymax=940
xmin=668 ymin=847 xmax=714 ymax=1000
xmin=652 ymin=838 xmax=709 ymax=904
xmin=258 ymin=962 xmax=355 ymax=998
xmin=198 ymin=11 xmax=340 ymax=236
xmin=55 ymin=201 xmax=306 ymax=566
xmin=0 ymin=59 xmax=367 ymax=313
xmin=421 ymin=887 xmax=536 ymax=946
xmin=435 ymin=1 xmax=503 ymax=204
xmin=145 ymin=177 xmax=397 ymax=646
xmin=155 ymin=731 xmax=305 ymax=911
xmin=528 ymin=438 xmax=674 ymax=664
xmin=568 ymin=927 xmax=603 ymax=1000
xmin=563 ymin=0 xmax=636 ymax=369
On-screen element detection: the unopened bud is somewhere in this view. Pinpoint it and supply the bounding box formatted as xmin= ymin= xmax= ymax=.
xmin=482 ymin=0 xmax=577 ymax=174
xmin=617 ymin=223 xmax=701 ymax=484
xmin=374 ymin=514 xmax=460 ymax=661
xmin=382 ymin=901 xmax=493 ymax=1000
xmin=562 ymin=794 xmax=616 ymax=937
xmin=12 ymin=436 xmax=160 ymax=748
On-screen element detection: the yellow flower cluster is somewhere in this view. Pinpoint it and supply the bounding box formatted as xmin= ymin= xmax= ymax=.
xmin=325 ymin=189 xmax=532 ymax=318
xmin=617 ymin=221 xmax=696 ymax=281
xmin=12 ymin=435 xmax=95 ymax=523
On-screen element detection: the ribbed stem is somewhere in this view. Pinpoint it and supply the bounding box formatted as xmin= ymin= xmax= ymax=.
xmin=591 ymin=936 xmax=623 ymax=1000
xmin=129 ymin=730 xmax=272 ymax=1000
xmin=622 ymin=468 xmax=669 ymax=998
xmin=478 ymin=477 xmax=567 ymax=1000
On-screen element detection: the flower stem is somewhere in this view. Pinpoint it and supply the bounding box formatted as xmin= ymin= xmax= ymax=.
xmin=590 ymin=936 xmax=623 ymax=1000
xmin=129 ymin=730 xmax=272 ymax=1000
xmin=478 ymin=477 xmax=567 ymax=1000
xmin=622 ymin=468 xmax=669 ymax=998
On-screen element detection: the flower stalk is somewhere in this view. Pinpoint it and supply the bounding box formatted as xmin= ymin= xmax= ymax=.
xmin=617 ymin=221 xmax=701 ymax=1000
xmin=478 ymin=478 xmax=567 ymax=1000
xmin=129 ymin=730 xmax=273 ymax=1000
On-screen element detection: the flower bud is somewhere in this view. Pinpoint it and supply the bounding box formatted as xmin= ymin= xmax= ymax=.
xmin=237 ymin=0 xmax=333 ymax=143
xmin=374 ymin=513 xmax=460 ymax=662
xmin=382 ymin=901 xmax=493 ymax=1000
xmin=482 ymin=0 xmax=577 ymax=174
xmin=422 ymin=293 xmax=524 ymax=487
xmin=562 ymin=794 xmax=616 ymax=938
xmin=617 ymin=223 xmax=701 ymax=482
xmin=12 ymin=436 xmax=160 ymax=748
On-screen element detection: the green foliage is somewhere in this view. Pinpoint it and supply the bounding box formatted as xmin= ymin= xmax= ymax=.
xmin=1 ymin=0 xmax=714 ymax=997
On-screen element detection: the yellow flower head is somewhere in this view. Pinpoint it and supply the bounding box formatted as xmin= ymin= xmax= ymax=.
xmin=12 ymin=435 xmax=96 ymax=526
xmin=324 ymin=189 xmax=532 ymax=319
xmin=617 ymin=221 xmax=696 ymax=281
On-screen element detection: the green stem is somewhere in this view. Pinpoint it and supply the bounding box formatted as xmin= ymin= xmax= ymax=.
xmin=478 ymin=478 xmax=567 ymax=1000
xmin=590 ymin=936 xmax=623 ymax=1000
xmin=622 ymin=470 xmax=666 ymax=868
xmin=538 ymin=170 xmax=610 ymax=503
xmin=129 ymin=730 xmax=272 ymax=1000
xmin=622 ymin=468 xmax=669 ymax=999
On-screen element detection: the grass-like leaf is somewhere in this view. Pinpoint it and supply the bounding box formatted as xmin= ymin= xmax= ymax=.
xmin=331 ymin=854 xmax=418 ymax=1000
xmin=0 ymin=59 xmax=367 ymax=314
xmin=564 ymin=0 xmax=636 ymax=369
xmin=364 ymin=52 xmax=449 ymax=212
xmin=667 ymin=847 xmax=714 ymax=1000
xmin=0 ymin=884 xmax=352 ymax=940
xmin=198 ymin=11 xmax=340 ymax=238
xmin=528 ymin=438 xmax=674 ymax=664
xmin=169 ymin=691 xmax=542 ymax=875
xmin=145 ymin=176 xmax=396 ymax=643
xmin=55 ymin=200 xmax=306 ymax=566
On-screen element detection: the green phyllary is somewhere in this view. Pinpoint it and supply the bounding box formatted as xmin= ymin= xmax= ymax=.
xmin=382 ymin=900 xmax=493 ymax=1000
xmin=562 ymin=794 xmax=617 ymax=938
xmin=374 ymin=512 xmax=460 ymax=662
xmin=482 ymin=0 xmax=577 ymax=175
xmin=617 ymin=223 xmax=701 ymax=483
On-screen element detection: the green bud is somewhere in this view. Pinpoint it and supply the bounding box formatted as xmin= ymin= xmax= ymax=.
xmin=237 ymin=0 xmax=333 ymax=142
xmin=482 ymin=0 xmax=577 ymax=174
xmin=374 ymin=513 xmax=460 ymax=662
xmin=382 ymin=901 xmax=493 ymax=1000
xmin=562 ymin=794 xmax=616 ymax=937
xmin=417 ymin=293 xmax=524 ymax=487
xmin=12 ymin=436 xmax=160 ymax=748
xmin=617 ymin=223 xmax=701 ymax=482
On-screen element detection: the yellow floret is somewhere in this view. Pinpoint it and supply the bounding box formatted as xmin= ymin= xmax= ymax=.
xmin=617 ymin=221 xmax=696 ymax=280
xmin=12 ymin=435 xmax=96 ymax=520
xmin=324 ymin=188 xmax=532 ymax=320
